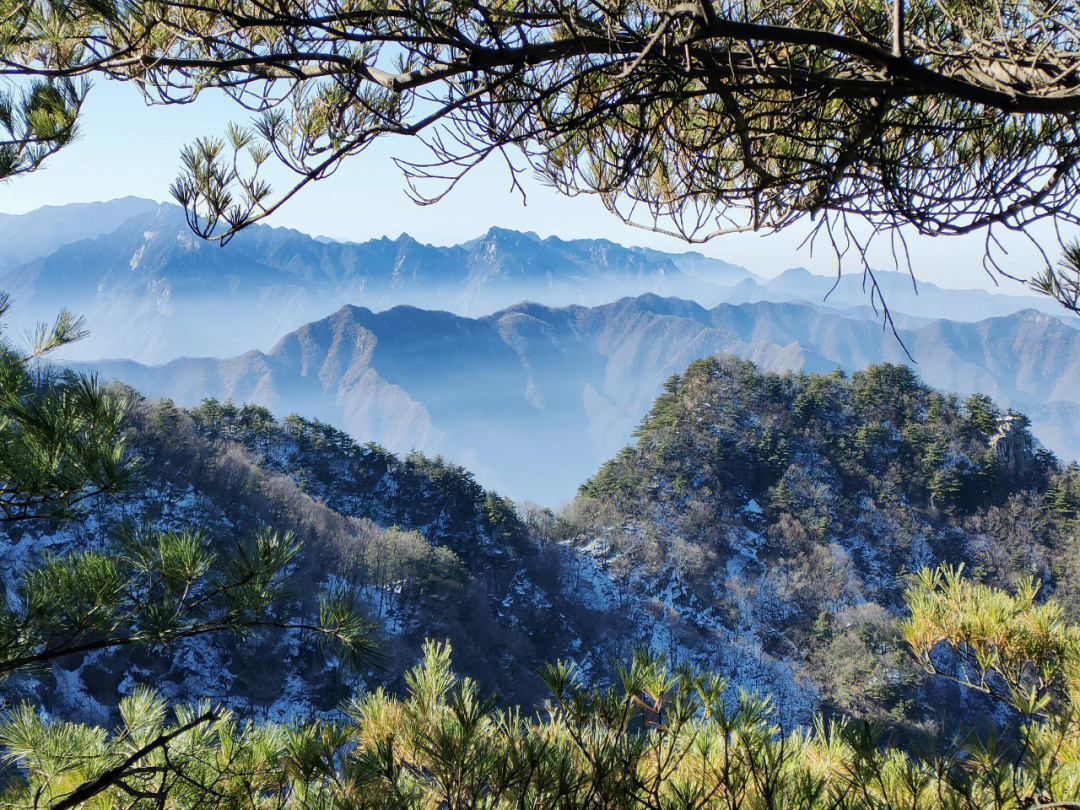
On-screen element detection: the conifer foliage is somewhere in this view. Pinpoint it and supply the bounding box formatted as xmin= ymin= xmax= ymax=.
xmin=0 ymin=523 xmax=376 ymax=680
xmin=0 ymin=293 xmax=135 ymax=523
xmin=0 ymin=294 xmax=375 ymax=809
xmin=7 ymin=589 xmax=1080 ymax=810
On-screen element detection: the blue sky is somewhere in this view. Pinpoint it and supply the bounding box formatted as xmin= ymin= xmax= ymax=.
xmin=0 ymin=78 xmax=1058 ymax=294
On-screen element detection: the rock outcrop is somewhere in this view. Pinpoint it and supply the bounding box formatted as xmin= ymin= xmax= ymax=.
xmin=991 ymin=411 xmax=1034 ymax=471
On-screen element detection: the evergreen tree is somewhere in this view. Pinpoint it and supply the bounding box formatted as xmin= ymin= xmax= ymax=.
xmin=965 ymin=393 xmax=1001 ymax=436
xmin=7 ymin=570 xmax=1080 ymax=810
xmin=0 ymin=293 xmax=136 ymax=523
xmin=0 ymin=295 xmax=376 ymax=809
xmin=0 ymin=523 xmax=376 ymax=680
xmin=1049 ymin=465 xmax=1080 ymax=524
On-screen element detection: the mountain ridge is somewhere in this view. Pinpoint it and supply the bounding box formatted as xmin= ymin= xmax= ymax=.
xmin=81 ymin=295 xmax=1080 ymax=504
xmin=3 ymin=198 xmax=1072 ymax=364
xmin=9 ymin=356 xmax=1079 ymax=738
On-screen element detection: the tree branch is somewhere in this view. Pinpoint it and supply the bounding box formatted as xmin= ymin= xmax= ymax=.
xmin=48 ymin=709 xmax=218 ymax=810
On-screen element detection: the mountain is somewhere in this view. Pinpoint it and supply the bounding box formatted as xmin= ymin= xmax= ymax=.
xmin=7 ymin=359 xmax=1078 ymax=735
xmin=83 ymin=296 xmax=1080 ymax=504
xmin=0 ymin=196 xmax=159 ymax=271
xmin=0 ymin=202 xmax=752 ymax=362
xmin=634 ymin=247 xmax=752 ymax=286
xmin=0 ymin=398 xmax=583 ymax=720
xmin=2 ymin=199 xmax=1071 ymax=365
xmin=727 ymin=266 xmax=1072 ymax=323
xmin=563 ymin=357 xmax=1080 ymax=729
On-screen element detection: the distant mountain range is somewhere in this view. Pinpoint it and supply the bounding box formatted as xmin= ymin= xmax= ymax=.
xmin=1 ymin=198 xmax=1072 ymax=364
xmin=86 ymin=296 xmax=1080 ymax=504
xmin=1 ymin=200 xmax=742 ymax=362
xmin=0 ymin=197 xmax=159 ymax=270
xmin=727 ymin=266 xmax=1070 ymax=323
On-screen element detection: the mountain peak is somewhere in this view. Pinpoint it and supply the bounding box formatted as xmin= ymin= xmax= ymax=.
xmin=475 ymin=226 xmax=539 ymax=245
xmin=771 ymin=266 xmax=815 ymax=283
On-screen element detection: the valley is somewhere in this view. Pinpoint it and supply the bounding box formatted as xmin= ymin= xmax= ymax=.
xmin=83 ymin=296 xmax=1080 ymax=504
xmin=4 ymin=200 xmax=1076 ymax=502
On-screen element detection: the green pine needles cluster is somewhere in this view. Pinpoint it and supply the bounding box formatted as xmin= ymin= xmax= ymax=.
xmin=0 ymin=523 xmax=377 ymax=682
xmin=0 ymin=295 xmax=377 ymax=806
xmin=0 ymin=292 xmax=135 ymax=523
xmin=5 ymin=613 xmax=1080 ymax=810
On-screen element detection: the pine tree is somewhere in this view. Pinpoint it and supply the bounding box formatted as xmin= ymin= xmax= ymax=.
xmin=10 ymin=572 xmax=1080 ymax=810
xmin=1049 ymin=466 xmax=1080 ymax=524
xmin=965 ymin=393 xmax=1001 ymax=437
xmin=0 ymin=293 xmax=136 ymax=523
xmin=0 ymin=294 xmax=376 ymax=809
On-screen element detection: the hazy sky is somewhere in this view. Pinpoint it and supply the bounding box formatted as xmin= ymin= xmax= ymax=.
xmin=0 ymin=79 xmax=1063 ymax=295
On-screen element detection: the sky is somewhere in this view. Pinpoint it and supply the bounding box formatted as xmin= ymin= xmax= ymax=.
xmin=0 ymin=78 xmax=1063 ymax=295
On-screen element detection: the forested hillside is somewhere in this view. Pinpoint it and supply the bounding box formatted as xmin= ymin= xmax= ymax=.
xmin=564 ymin=356 xmax=1080 ymax=726
xmin=1 ymin=394 xmax=586 ymax=719
xmin=6 ymin=357 xmax=1078 ymax=738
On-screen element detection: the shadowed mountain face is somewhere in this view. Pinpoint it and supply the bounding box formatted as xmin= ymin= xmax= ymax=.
xmin=3 ymin=199 xmax=1072 ymax=364
xmin=0 ymin=197 xmax=160 ymax=270
xmin=86 ymin=296 xmax=1080 ymax=504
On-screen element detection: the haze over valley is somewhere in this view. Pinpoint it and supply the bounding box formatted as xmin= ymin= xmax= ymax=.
xmin=5 ymin=199 xmax=1073 ymax=503
xmin=78 ymin=295 xmax=1080 ymax=504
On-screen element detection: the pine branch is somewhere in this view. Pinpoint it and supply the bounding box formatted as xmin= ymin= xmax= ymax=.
xmin=47 ymin=709 xmax=218 ymax=810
